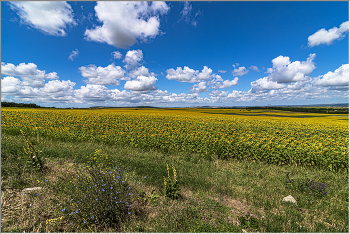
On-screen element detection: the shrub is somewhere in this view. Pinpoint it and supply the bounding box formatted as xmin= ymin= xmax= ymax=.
xmin=57 ymin=150 xmax=137 ymax=230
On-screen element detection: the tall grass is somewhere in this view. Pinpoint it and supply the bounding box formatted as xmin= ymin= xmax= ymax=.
xmin=1 ymin=132 xmax=348 ymax=232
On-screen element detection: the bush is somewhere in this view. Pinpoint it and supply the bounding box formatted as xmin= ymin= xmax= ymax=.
xmin=57 ymin=150 xmax=138 ymax=230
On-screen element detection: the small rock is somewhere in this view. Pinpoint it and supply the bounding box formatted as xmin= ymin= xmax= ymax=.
xmin=22 ymin=187 xmax=42 ymax=192
xmin=282 ymin=195 xmax=297 ymax=204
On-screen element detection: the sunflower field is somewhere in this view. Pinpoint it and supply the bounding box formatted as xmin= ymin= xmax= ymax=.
xmin=1 ymin=107 xmax=348 ymax=172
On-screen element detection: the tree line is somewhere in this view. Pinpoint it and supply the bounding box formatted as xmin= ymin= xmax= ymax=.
xmin=1 ymin=102 xmax=56 ymax=108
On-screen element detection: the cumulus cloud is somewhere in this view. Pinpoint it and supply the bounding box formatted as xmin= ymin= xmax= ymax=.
xmin=79 ymin=64 xmax=125 ymax=85
xmin=232 ymin=66 xmax=249 ymax=76
xmin=209 ymin=90 xmax=229 ymax=97
xmin=41 ymin=80 xmax=75 ymax=94
xmin=68 ymin=49 xmax=79 ymax=61
xmin=190 ymin=81 xmax=208 ymax=93
xmin=1 ymin=76 xmax=22 ymax=93
xmin=250 ymin=77 xmax=287 ymax=93
xmin=123 ymin=49 xmax=143 ymax=70
xmin=308 ymin=21 xmax=349 ymax=47
xmin=74 ymin=84 xmax=113 ymax=102
xmin=111 ymin=51 xmax=122 ymax=59
xmin=9 ymin=1 xmax=76 ymax=36
xmin=313 ymin=64 xmax=349 ymax=88
xmin=128 ymin=66 xmax=151 ymax=78
xmin=84 ymin=1 xmax=170 ymax=48
xmin=213 ymin=77 xmax=239 ymax=89
xmin=1 ymin=76 xmax=76 ymax=103
xmin=124 ymin=75 xmax=157 ymax=92
xmin=248 ymin=54 xmax=316 ymax=93
xmin=249 ymin=65 xmax=260 ymax=72
xmin=268 ymin=53 xmax=316 ymax=83
xmin=1 ymin=62 xmax=58 ymax=79
xmin=166 ymin=66 xmax=212 ymax=83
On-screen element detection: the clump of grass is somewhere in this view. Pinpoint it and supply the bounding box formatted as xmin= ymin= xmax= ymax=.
xmin=52 ymin=149 xmax=140 ymax=231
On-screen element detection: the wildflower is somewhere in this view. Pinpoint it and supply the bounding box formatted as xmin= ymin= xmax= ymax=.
xmin=71 ymin=212 xmax=73 ymax=215
xmin=144 ymin=176 xmax=146 ymax=178
xmin=96 ymin=198 xmax=98 ymax=201
xmin=110 ymin=187 xmax=113 ymax=189
xmin=83 ymin=221 xmax=86 ymax=224
xmin=129 ymin=193 xmax=132 ymax=196
xmin=62 ymin=208 xmax=65 ymax=212
xmin=36 ymin=194 xmax=39 ymax=196
xmin=91 ymin=216 xmax=94 ymax=219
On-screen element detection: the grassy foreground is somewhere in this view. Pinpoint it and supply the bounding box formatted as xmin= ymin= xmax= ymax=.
xmin=1 ymin=132 xmax=349 ymax=233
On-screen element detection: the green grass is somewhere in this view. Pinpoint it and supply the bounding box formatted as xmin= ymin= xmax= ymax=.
xmin=1 ymin=132 xmax=348 ymax=232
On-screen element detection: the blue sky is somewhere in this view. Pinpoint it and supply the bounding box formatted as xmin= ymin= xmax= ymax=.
xmin=1 ymin=1 xmax=349 ymax=108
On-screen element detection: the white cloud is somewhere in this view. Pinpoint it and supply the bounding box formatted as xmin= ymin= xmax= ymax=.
xmin=123 ymin=49 xmax=143 ymax=70
xmin=218 ymin=70 xmax=227 ymax=73
xmin=227 ymin=90 xmax=245 ymax=99
xmin=79 ymin=64 xmax=125 ymax=85
xmin=68 ymin=49 xmax=79 ymax=61
xmin=232 ymin=66 xmax=249 ymax=76
xmin=124 ymin=75 xmax=157 ymax=92
xmin=74 ymin=84 xmax=113 ymax=102
xmin=84 ymin=2 xmax=169 ymax=48
xmin=249 ymin=65 xmax=260 ymax=72
xmin=232 ymin=63 xmax=239 ymax=68
xmin=111 ymin=51 xmax=122 ymax=59
xmin=9 ymin=1 xmax=76 ymax=36
xmin=268 ymin=53 xmax=316 ymax=83
xmin=1 ymin=62 xmax=59 ymax=80
xmin=214 ymin=77 xmax=239 ymax=89
xmin=272 ymin=56 xmax=290 ymax=68
xmin=313 ymin=64 xmax=349 ymax=87
xmin=250 ymin=77 xmax=287 ymax=93
xmin=308 ymin=21 xmax=349 ymax=47
xmin=179 ymin=1 xmax=201 ymax=27
xmin=166 ymin=66 xmax=212 ymax=83
xmin=128 ymin=66 xmax=151 ymax=78
xmin=190 ymin=81 xmax=208 ymax=93
xmin=197 ymin=66 xmax=213 ymax=80
xmin=41 ymin=80 xmax=75 ymax=94
xmin=209 ymin=90 xmax=229 ymax=97
xmin=1 ymin=76 xmax=21 ymax=93
xmin=1 ymin=76 xmax=76 ymax=103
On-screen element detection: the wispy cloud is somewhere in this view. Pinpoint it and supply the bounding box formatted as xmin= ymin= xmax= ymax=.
xmin=178 ymin=1 xmax=202 ymax=27
xmin=68 ymin=49 xmax=79 ymax=61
